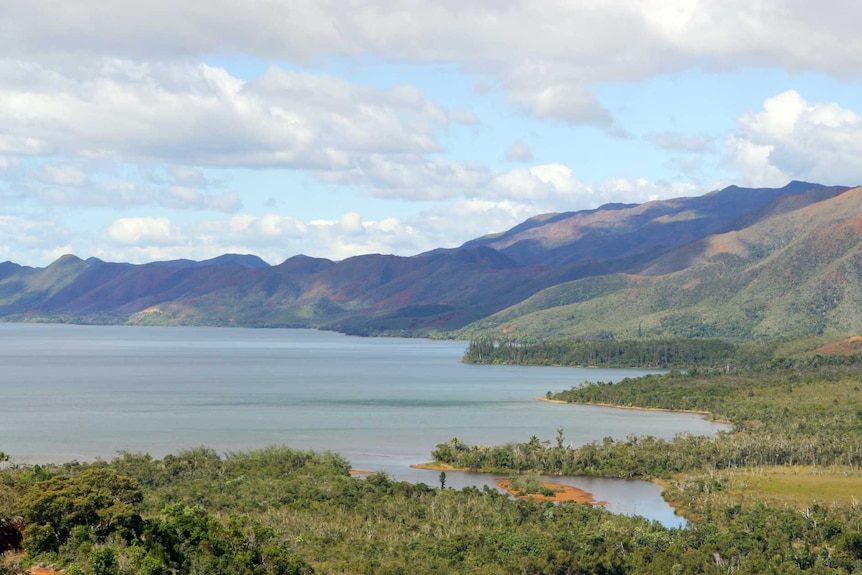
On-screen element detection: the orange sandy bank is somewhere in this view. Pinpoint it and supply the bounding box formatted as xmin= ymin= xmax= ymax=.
xmin=409 ymin=462 xmax=474 ymax=472
xmin=349 ymin=469 xmax=374 ymax=475
xmin=497 ymin=479 xmax=606 ymax=505
xmin=411 ymin=463 xmax=606 ymax=506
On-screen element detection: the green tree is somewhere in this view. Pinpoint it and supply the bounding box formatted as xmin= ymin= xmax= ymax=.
xmin=21 ymin=468 xmax=143 ymax=554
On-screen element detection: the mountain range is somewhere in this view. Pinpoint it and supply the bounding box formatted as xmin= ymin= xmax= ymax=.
xmin=2 ymin=181 xmax=861 ymax=341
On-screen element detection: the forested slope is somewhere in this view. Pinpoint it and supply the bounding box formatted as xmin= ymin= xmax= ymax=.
xmin=460 ymin=186 xmax=862 ymax=341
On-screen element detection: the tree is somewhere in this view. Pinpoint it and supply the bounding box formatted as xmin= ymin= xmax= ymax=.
xmin=21 ymin=468 xmax=143 ymax=554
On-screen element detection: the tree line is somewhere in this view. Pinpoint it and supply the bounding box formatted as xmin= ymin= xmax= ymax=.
xmin=463 ymin=336 xmax=862 ymax=371
xmin=463 ymin=337 xmax=741 ymax=368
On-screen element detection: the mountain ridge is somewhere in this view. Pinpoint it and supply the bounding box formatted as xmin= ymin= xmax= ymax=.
xmin=2 ymin=181 xmax=861 ymax=339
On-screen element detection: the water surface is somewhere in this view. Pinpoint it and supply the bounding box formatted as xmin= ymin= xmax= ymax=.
xmin=0 ymin=324 xmax=726 ymax=527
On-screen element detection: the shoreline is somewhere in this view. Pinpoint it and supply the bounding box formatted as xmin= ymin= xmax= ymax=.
xmin=536 ymin=397 xmax=731 ymax=425
xmin=410 ymin=462 xmax=609 ymax=507
xmin=496 ymin=479 xmax=606 ymax=505
xmin=409 ymin=462 xmax=475 ymax=472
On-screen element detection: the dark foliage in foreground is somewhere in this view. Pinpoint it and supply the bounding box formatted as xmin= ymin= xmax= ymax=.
xmin=2 ymin=442 xmax=861 ymax=574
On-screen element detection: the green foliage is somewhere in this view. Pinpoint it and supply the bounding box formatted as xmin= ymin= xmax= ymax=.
xmin=463 ymin=337 xmax=741 ymax=368
xmin=5 ymin=439 xmax=862 ymax=573
xmin=434 ymin=363 xmax=862 ymax=480
xmin=506 ymin=474 xmax=555 ymax=497
xmin=88 ymin=547 xmax=118 ymax=575
xmin=464 ymin=336 xmax=862 ymax=373
xmin=21 ymin=468 xmax=143 ymax=554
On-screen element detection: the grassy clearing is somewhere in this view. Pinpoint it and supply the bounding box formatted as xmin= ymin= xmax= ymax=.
xmin=666 ymin=466 xmax=862 ymax=519
xmin=719 ymin=466 xmax=862 ymax=508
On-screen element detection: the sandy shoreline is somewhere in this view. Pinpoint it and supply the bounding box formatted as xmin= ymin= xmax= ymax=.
xmin=409 ymin=462 xmax=474 ymax=472
xmin=536 ymin=396 xmax=731 ymax=424
xmin=496 ymin=479 xmax=606 ymax=505
xmin=410 ymin=463 xmax=607 ymax=506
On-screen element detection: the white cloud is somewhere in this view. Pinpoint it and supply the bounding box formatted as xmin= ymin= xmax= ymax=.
xmin=0 ymin=216 xmax=70 ymax=249
xmin=0 ymin=135 xmax=52 ymax=155
xmin=31 ymin=163 xmax=90 ymax=187
xmin=0 ymin=59 xmax=452 ymax=170
xmin=638 ymin=0 xmax=862 ymax=76
xmin=727 ymin=90 xmax=862 ymax=186
xmin=200 ymin=214 xmax=308 ymax=243
xmin=4 ymin=1 xmax=860 ymax=126
xmin=322 ymin=155 xmax=494 ymax=201
xmin=5 ymin=2 xmax=861 ymax=268
xmin=724 ymin=135 xmax=788 ymax=188
xmin=492 ymin=164 xmax=589 ymax=204
xmin=104 ymin=217 xmax=185 ymax=246
xmin=415 ymin=199 xmax=542 ymax=249
xmin=22 ymin=172 xmax=243 ymax=213
xmin=7 ymin=165 xmax=709 ymax=266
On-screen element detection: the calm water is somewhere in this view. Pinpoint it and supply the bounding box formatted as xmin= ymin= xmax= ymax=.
xmin=0 ymin=324 xmax=727 ymax=527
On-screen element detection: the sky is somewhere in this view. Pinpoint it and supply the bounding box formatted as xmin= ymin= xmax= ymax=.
xmin=2 ymin=1 xmax=862 ymax=267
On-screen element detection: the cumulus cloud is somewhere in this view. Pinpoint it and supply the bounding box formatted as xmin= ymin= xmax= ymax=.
xmin=0 ymin=59 xmax=453 ymax=170
xmin=6 ymin=1 xmax=861 ymax=267
xmin=492 ymin=164 xmax=590 ymax=204
xmin=199 ymin=214 xmax=308 ymax=245
xmin=726 ymin=90 xmax=862 ymax=187
xmin=3 ymin=1 xmax=860 ymax=126
xmin=104 ymin=217 xmax=185 ymax=246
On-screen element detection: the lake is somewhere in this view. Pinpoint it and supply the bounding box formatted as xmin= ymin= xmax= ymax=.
xmin=0 ymin=323 xmax=727 ymax=527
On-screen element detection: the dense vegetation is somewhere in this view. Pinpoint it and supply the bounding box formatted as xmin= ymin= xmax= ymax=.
xmin=432 ymin=364 xmax=862 ymax=477
xmin=425 ymin=358 xmax=862 ymax=572
xmin=0 ymin=446 xmax=754 ymax=575
xmin=8 ymin=339 xmax=862 ymax=573
xmin=462 ymin=336 xmax=862 ymax=370
xmin=6 ymin=441 xmax=862 ymax=575
xmin=463 ymin=337 xmax=743 ymax=368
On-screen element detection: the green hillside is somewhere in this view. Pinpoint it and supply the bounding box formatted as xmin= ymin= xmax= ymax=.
xmin=459 ymin=187 xmax=862 ymax=341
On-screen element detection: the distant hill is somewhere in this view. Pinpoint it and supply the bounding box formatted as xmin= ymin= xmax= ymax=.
xmin=2 ymin=181 xmax=861 ymax=339
xmin=459 ymin=184 xmax=862 ymax=340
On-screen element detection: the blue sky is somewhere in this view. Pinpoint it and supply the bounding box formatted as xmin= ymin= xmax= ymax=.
xmin=2 ymin=1 xmax=862 ymax=266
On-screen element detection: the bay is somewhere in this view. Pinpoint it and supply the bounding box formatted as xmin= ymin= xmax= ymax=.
xmin=0 ymin=323 xmax=727 ymax=527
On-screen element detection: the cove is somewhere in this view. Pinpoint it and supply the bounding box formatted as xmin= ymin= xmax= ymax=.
xmin=0 ymin=324 xmax=728 ymax=527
